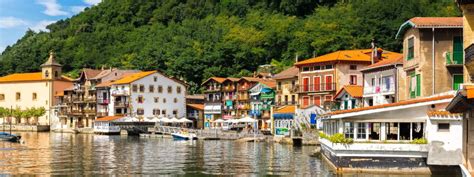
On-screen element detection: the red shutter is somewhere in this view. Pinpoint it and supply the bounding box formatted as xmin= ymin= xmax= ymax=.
xmin=325 ymin=75 xmax=333 ymax=90
xmin=313 ymin=96 xmax=321 ymax=106
xmin=303 ymin=78 xmax=309 ymax=91
xmin=314 ymin=76 xmax=321 ymax=92
xmin=303 ymin=97 xmax=309 ymax=107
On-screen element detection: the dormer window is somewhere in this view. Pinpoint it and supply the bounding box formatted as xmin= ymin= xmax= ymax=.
xmin=45 ymin=70 xmax=49 ymax=78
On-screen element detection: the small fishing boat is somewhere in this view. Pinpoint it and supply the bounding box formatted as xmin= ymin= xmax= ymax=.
xmin=0 ymin=132 xmax=21 ymax=143
xmin=171 ymin=131 xmax=197 ymax=140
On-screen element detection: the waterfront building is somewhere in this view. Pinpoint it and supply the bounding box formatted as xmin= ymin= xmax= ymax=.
xmin=236 ymin=77 xmax=265 ymax=117
xmin=186 ymin=94 xmax=205 ymax=129
xmin=202 ymin=77 xmax=225 ymax=129
xmin=294 ymin=49 xmax=402 ymax=109
xmin=0 ymin=51 xmax=72 ymax=127
xmin=272 ymin=105 xmax=295 ymax=136
xmin=59 ymin=68 xmax=138 ymax=129
xmin=396 ymin=17 xmax=464 ymax=100
xmin=273 ymin=66 xmax=299 ymax=107
xmin=249 ymin=81 xmax=276 ymax=130
xmin=321 ymin=93 xmax=463 ymax=172
xmin=360 ymin=56 xmax=405 ymax=106
xmin=333 ymin=85 xmax=363 ymax=110
xmin=108 ymin=71 xmax=187 ymax=119
xmin=221 ymin=78 xmax=239 ymax=120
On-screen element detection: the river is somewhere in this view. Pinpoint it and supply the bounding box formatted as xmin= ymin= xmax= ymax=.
xmin=0 ymin=132 xmax=457 ymax=176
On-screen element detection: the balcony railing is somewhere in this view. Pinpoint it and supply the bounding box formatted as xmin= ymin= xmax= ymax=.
xmin=299 ymin=83 xmax=336 ymax=93
xmin=238 ymin=85 xmax=250 ymax=91
xmin=466 ymin=43 xmax=474 ymax=64
xmin=85 ymin=96 xmax=96 ymax=102
xmin=446 ymin=51 xmax=464 ymax=66
xmin=364 ymin=84 xmax=395 ymax=95
xmin=237 ymin=95 xmax=249 ymax=100
xmin=223 ymin=86 xmax=235 ymax=92
xmin=114 ymin=102 xmax=128 ymax=107
xmin=98 ymin=99 xmax=109 ymax=104
xmin=97 ymin=112 xmax=108 ymax=117
xmin=205 ymin=86 xmax=221 ymax=92
xmin=276 ymin=101 xmax=297 ymax=106
xmin=111 ymin=90 xmax=129 ymax=96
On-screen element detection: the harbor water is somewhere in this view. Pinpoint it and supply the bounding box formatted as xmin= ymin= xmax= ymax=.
xmin=0 ymin=132 xmax=458 ymax=176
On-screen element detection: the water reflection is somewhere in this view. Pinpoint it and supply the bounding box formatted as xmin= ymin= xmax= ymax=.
xmin=0 ymin=132 xmax=444 ymax=176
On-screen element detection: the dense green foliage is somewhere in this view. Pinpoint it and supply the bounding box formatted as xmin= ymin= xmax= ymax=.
xmin=0 ymin=0 xmax=460 ymax=93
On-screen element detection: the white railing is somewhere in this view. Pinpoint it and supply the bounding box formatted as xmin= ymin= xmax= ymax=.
xmin=364 ymin=84 xmax=395 ymax=95
xmin=320 ymin=138 xmax=428 ymax=157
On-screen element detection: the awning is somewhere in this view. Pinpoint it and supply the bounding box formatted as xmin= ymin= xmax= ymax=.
xmin=274 ymin=113 xmax=294 ymax=119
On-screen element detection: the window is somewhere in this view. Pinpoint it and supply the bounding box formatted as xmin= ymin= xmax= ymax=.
xmin=174 ymin=98 xmax=178 ymax=103
xmin=356 ymin=123 xmax=367 ymax=139
xmin=325 ymin=95 xmax=333 ymax=102
xmin=137 ymin=109 xmax=144 ymax=115
xmin=453 ymin=75 xmax=464 ymax=90
xmin=438 ymin=123 xmax=450 ymax=132
xmin=32 ymin=93 xmax=37 ymax=101
xmin=344 ymin=122 xmax=354 ymax=139
xmin=177 ymin=86 xmax=182 ymax=94
xmin=54 ymin=71 xmax=58 ymax=78
xmin=350 ymin=65 xmax=357 ymax=70
xmin=325 ymin=65 xmax=333 ymax=69
xmin=303 ymin=78 xmax=309 ymax=92
xmin=149 ymin=85 xmax=154 ymax=93
xmin=314 ymin=65 xmax=321 ymax=70
xmin=407 ymin=37 xmax=414 ymax=60
xmin=132 ymin=84 xmax=138 ymax=92
xmin=0 ymin=94 xmax=4 ymax=101
xmin=138 ymin=96 xmax=144 ymax=103
xmin=16 ymin=92 xmax=21 ymax=101
xmin=382 ymin=76 xmax=393 ymax=92
xmin=162 ymin=110 xmax=166 ymax=115
xmin=154 ymin=76 xmax=158 ymax=82
xmin=158 ymin=86 xmax=163 ymax=93
xmin=153 ymin=109 xmax=160 ymax=115
xmin=168 ymin=86 xmax=172 ymax=93
xmin=163 ymin=98 xmax=166 ymax=103
xmin=173 ymin=110 xmax=178 ymax=115
xmin=277 ymin=82 xmax=281 ymax=90
xmin=44 ymin=70 xmax=49 ymax=78
xmin=369 ymin=123 xmax=381 ymax=140
xmin=325 ymin=75 xmax=333 ymax=90
xmin=385 ymin=123 xmax=398 ymax=140
xmin=409 ymin=73 xmax=421 ymax=98
xmin=303 ymin=96 xmax=309 ymax=107
xmin=302 ymin=67 xmax=310 ymax=72
xmin=313 ymin=96 xmax=321 ymax=106
xmin=139 ymin=85 xmax=145 ymax=92
xmin=154 ymin=97 xmax=159 ymax=103
xmin=349 ymin=75 xmax=357 ymax=85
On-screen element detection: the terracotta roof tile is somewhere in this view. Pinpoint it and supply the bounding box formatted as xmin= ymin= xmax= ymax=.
xmin=202 ymin=77 xmax=227 ymax=85
xmin=273 ymin=66 xmax=299 ymax=80
xmin=112 ymin=71 xmax=156 ymax=84
xmin=0 ymin=72 xmax=71 ymax=83
xmin=259 ymin=80 xmax=277 ymax=88
xmin=409 ymin=17 xmax=463 ymax=28
xmin=241 ymin=77 xmax=266 ymax=82
xmin=361 ymin=56 xmax=403 ymax=71
xmin=186 ymin=94 xmax=205 ymax=100
xmin=427 ymin=110 xmax=462 ymax=117
xmin=467 ymin=85 xmax=474 ymax=99
xmin=295 ymin=49 xmax=401 ymax=66
xmin=275 ymin=105 xmax=295 ymax=114
xmin=329 ymin=95 xmax=454 ymax=115
xmin=95 ymin=116 xmax=124 ymax=122
xmin=187 ymin=104 xmax=204 ymax=110
xmin=335 ymin=85 xmax=363 ymax=98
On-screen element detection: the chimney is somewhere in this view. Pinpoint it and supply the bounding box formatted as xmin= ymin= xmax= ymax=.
xmin=371 ymin=38 xmax=376 ymax=64
xmin=295 ymin=53 xmax=299 ymax=63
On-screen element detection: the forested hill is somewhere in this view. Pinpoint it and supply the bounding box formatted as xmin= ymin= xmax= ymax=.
xmin=0 ymin=0 xmax=460 ymax=92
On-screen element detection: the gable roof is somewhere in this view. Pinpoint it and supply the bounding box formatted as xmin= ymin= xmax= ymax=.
xmin=112 ymin=71 xmax=156 ymax=85
xmin=295 ymin=49 xmax=401 ymax=66
xmin=273 ymin=66 xmax=299 ymax=80
xmin=360 ymin=56 xmax=404 ymax=72
xmin=202 ymin=77 xmax=226 ymax=85
xmin=396 ymin=17 xmax=463 ymax=38
xmin=328 ymin=94 xmax=454 ymax=116
xmin=0 ymin=72 xmax=72 ymax=83
xmin=240 ymin=77 xmax=266 ymax=82
xmin=335 ymin=85 xmax=363 ymax=99
xmin=187 ymin=104 xmax=204 ymax=110
xmin=259 ymin=80 xmax=277 ymax=88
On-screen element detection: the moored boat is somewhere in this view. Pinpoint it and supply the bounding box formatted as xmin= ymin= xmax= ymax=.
xmin=171 ymin=131 xmax=197 ymax=140
xmin=0 ymin=132 xmax=21 ymax=143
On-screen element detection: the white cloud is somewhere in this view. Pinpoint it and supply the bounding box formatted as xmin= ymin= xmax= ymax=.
xmin=36 ymin=0 xmax=68 ymax=16
xmin=71 ymin=6 xmax=87 ymax=14
xmin=31 ymin=20 xmax=56 ymax=32
xmin=0 ymin=17 xmax=28 ymax=28
xmin=84 ymin=0 xmax=101 ymax=5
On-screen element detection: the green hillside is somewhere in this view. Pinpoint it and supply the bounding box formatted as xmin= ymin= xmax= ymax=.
xmin=0 ymin=0 xmax=460 ymax=93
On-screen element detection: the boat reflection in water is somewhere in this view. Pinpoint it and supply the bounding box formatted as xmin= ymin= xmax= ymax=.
xmin=0 ymin=132 xmax=454 ymax=176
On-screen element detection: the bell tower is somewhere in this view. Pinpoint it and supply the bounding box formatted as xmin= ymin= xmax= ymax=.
xmin=41 ymin=50 xmax=62 ymax=80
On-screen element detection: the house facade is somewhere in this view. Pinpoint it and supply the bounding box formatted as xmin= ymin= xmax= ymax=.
xmin=294 ymin=49 xmax=402 ymax=110
xmin=360 ymin=56 xmax=405 ymax=106
xmin=108 ymin=71 xmax=187 ymax=119
xmin=334 ymin=85 xmax=363 ymax=110
xmin=0 ymin=51 xmax=72 ymax=127
xmin=249 ymin=81 xmax=276 ymax=130
xmin=236 ymin=77 xmax=262 ymax=117
xmin=202 ymin=77 xmax=225 ymax=128
xmin=396 ymin=17 xmax=464 ymax=100
xmin=274 ymin=66 xmax=299 ymax=107
xmin=221 ymin=78 xmax=239 ymax=119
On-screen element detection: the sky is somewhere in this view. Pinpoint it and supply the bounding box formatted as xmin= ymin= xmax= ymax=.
xmin=0 ymin=0 xmax=101 ymax=53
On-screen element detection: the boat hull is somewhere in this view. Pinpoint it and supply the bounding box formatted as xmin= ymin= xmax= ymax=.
xmin=0 ymin=132 xmax=21 ymax=143
xmin=171 ymin=133 xmax=197 ymax=140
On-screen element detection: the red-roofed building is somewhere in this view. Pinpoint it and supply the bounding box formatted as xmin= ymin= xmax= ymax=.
xmin=334 ymin=85 xmax=363 ymax=110
xmin=396 ymin=17 xmax=464 ymax=101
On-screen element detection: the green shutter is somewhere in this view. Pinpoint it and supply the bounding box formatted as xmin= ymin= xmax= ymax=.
xmin=344 ymin=100 xmax=348 ymax=110
xmin=351 ymin=99 xmax=356 ymax=108
xmin=410 ymin=72 xmax=415 ymax=98
xmin=407 ymin=37 xmax=414 ymax=60
xmin=453 ymin=36 xmax=463 ymax=64
xmin=453 ymin=75 xmax=464 ymax=90
xmin=416 ymin=74 xmax=421 ymax=96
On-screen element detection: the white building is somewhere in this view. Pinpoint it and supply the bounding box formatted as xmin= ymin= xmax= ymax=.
xmin=320 ymin=93 xmax=463 ymax=172
xmin=334 ymin=85 xmax=363 ymax=110
xmin=107 ymin=71 xmax=187 ymax=119
xmin=360 ymin=57 xmax=405 ymax=106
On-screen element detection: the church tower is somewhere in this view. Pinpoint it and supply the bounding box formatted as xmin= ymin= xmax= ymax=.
xmin=41 ymin=50 xmax=62 ymax=80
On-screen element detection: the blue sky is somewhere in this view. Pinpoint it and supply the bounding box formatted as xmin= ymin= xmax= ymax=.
xmin=0 ymin=0 xmax=101 ymax=52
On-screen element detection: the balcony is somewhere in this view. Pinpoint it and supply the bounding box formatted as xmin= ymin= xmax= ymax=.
xmin=98 ymin=99 xmax=109 ymax=104
xmin=70 ymin=109 xmax=83 ymax=115
xmin=205 ymin=86 xmax=221 ymax=93
xmin=84 ymin=109 xmax=96 ymax=114
xmin=276 ymin=101 xmax=297 ymax=106
xmin=187 ymin=112 xmax=199 ymax=118
xmin=466 ymin=43 xmax=474 ymax=64
xmin=237 ymin=104 xmax=251 ymax=110
xmin=364 ymin=84 xmax=395 ymax=95
xmin=224 ymin=96 xmax=235 ymax=100
xmin=445 ymin=51 xmax=464 ymax=67
xmin=238 ymin=85 xmax=250 ymax=91
xmin=222 ymin=86 xmax=235 ymax=92
xmin=111 ymin=90 xmax=129 ymax=96
xmin=97 ymin=112 xmax=108 ymax=117
xmin=84 ymin=96 xmax=96 ymax=102
xmin=114 ymin=101 xmax=128 ymax=108
xmin=299 ymin=83 xmax=336 ymax=93
xmin=237 ymin=95 xmax=249 ymax=101
xmin=72 ymin=97 xmax=84 ymax=103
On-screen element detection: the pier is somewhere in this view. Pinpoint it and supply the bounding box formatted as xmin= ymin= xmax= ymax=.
xmin=148 ymin=125 xmax=267 ymax=140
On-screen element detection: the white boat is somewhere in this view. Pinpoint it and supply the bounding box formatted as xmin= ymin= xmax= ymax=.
xmin=171 ymin=131 xmax=197 ymax=140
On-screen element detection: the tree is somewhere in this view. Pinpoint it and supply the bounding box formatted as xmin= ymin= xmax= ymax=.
xmin=31 ymin=107 xmax=46 ymax=125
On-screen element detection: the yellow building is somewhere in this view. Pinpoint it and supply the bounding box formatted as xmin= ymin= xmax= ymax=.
xmin=0 ymin=51 xmax=72 ymax=126
xmin=273 ymin=66 xmax=299 ymax=107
